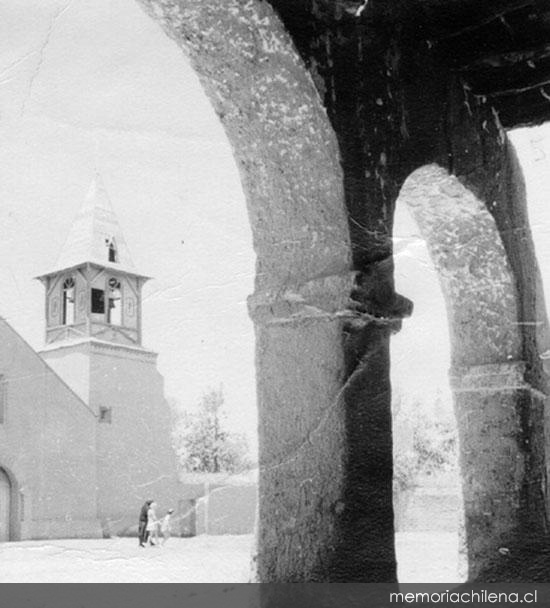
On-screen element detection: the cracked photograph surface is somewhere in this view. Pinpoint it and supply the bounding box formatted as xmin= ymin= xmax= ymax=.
xmin=1 ymin=0 xmax=550 ymax=590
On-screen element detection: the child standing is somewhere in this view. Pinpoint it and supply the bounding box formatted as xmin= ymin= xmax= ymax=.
xmin=161 ymin=508 xmax=174 ymax=545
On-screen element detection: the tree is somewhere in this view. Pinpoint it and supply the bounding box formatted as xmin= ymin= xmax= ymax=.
xmin=172 ymin=386 xmax=254 ymax=474
xmin=392 ymin=390 xmax=459 ymax=530
xmin=392 ymin=390 xmax=458 ymax=494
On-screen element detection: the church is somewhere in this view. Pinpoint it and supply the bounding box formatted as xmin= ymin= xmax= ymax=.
xmin=0 ymin=177 xmax=181 ymax=541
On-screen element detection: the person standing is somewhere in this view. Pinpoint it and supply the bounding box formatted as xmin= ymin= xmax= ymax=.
xmin=161 ymin=508 xmax=174 ymax=545
xmin=145 ymin=501 xmax=160 ymax=546
xmin=138 ymin=499 xmax=152 ymax=547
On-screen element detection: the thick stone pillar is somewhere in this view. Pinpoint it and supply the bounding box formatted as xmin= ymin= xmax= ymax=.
xmin=402 ymin=165 xmax=549 ymax=579
xmin=250 ymin=272 xmax=354 ymax=581
xmin=451 ymin=362 xmax=547 ymax=578
xmin=137 ymin=0 xmax=355 ymax=581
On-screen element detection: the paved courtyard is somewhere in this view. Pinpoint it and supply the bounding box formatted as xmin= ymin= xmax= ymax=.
xmin=0 ymin=532 xmax=461 ymax=583
xmin=0 ymin=535 xmax=254 ymax=583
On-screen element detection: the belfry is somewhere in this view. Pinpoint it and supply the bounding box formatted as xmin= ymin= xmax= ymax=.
xmin=34 ymin=175 xmax=180 ymax=535
xmin=37 ymin=174 xmax=149 ymax=356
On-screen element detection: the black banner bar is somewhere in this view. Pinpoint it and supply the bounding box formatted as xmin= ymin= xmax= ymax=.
xmin=1 ymin=584 xmax=550 ymax=608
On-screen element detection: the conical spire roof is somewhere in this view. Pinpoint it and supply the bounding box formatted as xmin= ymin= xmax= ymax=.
xmin=40 ymin=175 xmax=146 ymax=278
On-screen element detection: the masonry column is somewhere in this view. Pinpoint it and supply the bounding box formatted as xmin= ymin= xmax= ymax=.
xmin=451 ymin=363 xmax=548 ymax=578
xmin=401 ymin=165 xmax=549 ymax=580
xmin=137 ymin=0 xmax=355 ymax=581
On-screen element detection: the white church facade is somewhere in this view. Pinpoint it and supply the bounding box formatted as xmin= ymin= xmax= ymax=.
xmin=0 ymin=177 xmax=181 ymax=541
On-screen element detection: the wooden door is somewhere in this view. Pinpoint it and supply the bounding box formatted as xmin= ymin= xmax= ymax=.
xmin=0 ymin=469 xmax=10 ymax=541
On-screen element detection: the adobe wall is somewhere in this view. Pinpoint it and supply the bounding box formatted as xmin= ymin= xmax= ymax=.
xmin=194 ymin=484 xmax=257 ymax=536
xmin=39 ymin=339 xmax=183 ymax=537
xmin=0 ymin=320 xmax=101 ymax=540
xmin=88 ymin=342 xmax=182 ymax=536
xmin=40 ymin=344 xmax=91 ymax=404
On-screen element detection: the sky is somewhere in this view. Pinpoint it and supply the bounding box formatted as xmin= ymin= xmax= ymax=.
xmin=0 ymin=0 xmax=257 ymax=443
xmin=1 ymin=0 xmax=550 ymax=445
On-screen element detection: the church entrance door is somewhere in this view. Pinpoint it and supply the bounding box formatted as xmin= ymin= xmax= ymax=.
xmin=0 ymin=469 xmax=10 ymax=541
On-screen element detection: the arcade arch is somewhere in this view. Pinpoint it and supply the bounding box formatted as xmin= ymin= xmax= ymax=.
xmin=395 ymin=165 xmax=531 ymax=579
xmin=391 ymin=187 xmax=462 ymax=583
xmin=135 ymin=1 xmax=550 ymax=583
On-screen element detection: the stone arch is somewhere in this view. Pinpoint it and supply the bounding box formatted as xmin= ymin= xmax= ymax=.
xmin=0 ymin=464 xmax=20 ymax=542
xmin=400 ymin=165 xmax=521 ymax=368
xmin=398 ymin=164 xmax=540 ymax=579
xmin=104 ymin=0 xmax=549 ymax=584
xmin=136 ymin=0 xmax=354 ymax=582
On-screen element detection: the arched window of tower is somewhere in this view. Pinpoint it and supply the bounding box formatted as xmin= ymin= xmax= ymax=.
xmin=62 ymin=277 xmax=76 ymax=326
xmin=107 ymin=238 xmax=118 ymax=263
xmin=107 ymin=278 xmax=122 ymax=326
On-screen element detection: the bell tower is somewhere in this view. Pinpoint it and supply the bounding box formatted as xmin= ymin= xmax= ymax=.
xmin=36 ymin=174 xmax=149 ymax=350
xmin=36 ymin=176 xmax=180 ymax=535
